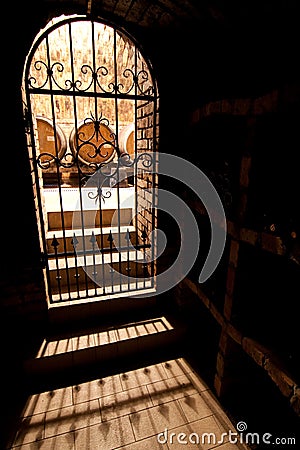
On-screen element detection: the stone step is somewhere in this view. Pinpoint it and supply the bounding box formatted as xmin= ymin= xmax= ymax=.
xmin=48 ymin=289 xmax=157 ymax=325
xmin=23 ymin=316 xmax=186 ymax=383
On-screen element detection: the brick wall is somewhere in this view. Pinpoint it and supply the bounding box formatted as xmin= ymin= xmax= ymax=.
xmin=136 ymin=98 xmax=159 ymax=278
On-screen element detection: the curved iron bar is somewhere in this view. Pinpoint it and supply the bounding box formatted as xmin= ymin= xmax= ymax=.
xmin=135 ymin=70 xmax=154 ymax=96
xmin=37 ymin=152 xmax=57 ymax=169
xmin=94 ymin=66 xmax=115 ymax=94
xmin=77 ymin=141 xmax=115 ymax=161
xmin=87 ymin=171 xmax=112 ymax=203
xmin=74 ymin=64 xmax=94 ymax=92
xmin=74 ymin=113 xmax=117 ymax=163
xmin=28 ymin=60 xmax=49 ymax=89
xmin=115 ymin=68 xmax=135 ymax=95
xmin=37 ymin=151 xmax=77 ymax=170
xmin=59 ymin=152 xmax=76 ymax=169
xmin=50 ymin=62 xmax=72 ymax=91
xmin=80 ymin=114 xmax=113 ymax=139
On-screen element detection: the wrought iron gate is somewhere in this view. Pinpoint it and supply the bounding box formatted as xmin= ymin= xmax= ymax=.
xmin=22 ymin=15 xmax=158 ymax=304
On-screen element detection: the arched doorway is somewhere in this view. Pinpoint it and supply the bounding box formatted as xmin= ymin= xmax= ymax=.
xmin=22 ymin=15 xmax=159 ymax=304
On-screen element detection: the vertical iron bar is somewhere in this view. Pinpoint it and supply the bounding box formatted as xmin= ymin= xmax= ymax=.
xmin=141 ymin=227 xmax=148 ymax=288
xmin=24 ymin=97 xmax=53 ymax=302
xmin=97 ymin=186 xmax=107 ymax=295
xmin=51 ymin=235 xmax=62 ymax=302
xmin=90 ymin=231 xmax=98 ymax=296
xmin=141 ymin=227 xmax=148 ymax=289
xmin=125 ymin=228 xmax=131 ymax=290
xmin=68 ymin=21 xmax=89 ymax=297
xmin=92 ymin=20 xmax=107 ymax=296
xmin=46 ymin=34 xmax=72 ymax=300
xmin=71 ymin=233 xmax=80 ymax=299
xmin=151 ymin=93 xmax=158 ymax=289
xmin=91 ymin=20 xmax=98 ymax=124
xmin=108 ymin=230 xmax=115 ymax=293
xmin=134 ymin=46 xmax=139 ymax=289
xmin=114 ymin=27 xmax=122 ymax=292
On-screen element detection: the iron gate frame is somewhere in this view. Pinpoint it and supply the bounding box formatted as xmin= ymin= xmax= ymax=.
xmin=22 ymin=14 xmax=159 ymax=304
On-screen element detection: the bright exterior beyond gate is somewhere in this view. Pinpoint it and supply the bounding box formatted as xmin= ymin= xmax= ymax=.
xmin=22 ymin=15 xmax=159 ymax=304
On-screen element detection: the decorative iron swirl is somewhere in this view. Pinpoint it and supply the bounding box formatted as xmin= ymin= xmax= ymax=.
xmin=28 ymin=59 xmax=154 ymax=96
xmin=85 ymin=151 xmax=153 ymax=203
xmin=36 ymin=151 xmax=76 ymax=170
xmin=87 ymin=171 xmax=113 ymax=203
xmin=77 ymin=140 xmax=113 ymax=161
xmin=75 ymin=64 xmax=94 ymax=91
xmin=95 ymin=66 xmax=116 ymax=94
xmin=28 ymin=60 xmax=49 ymax=89
xmin=50 ymin=62 xmax=69 ymax=90
xmin=28 ymin=60 xmax=74 ymax=91
xmin=59 ymin=151 xmax=76 ymax=169
xmin=97 ymin=151 xmax=153 ymax=184
xmin=71 ymin=65 xmax=107 ymax=92
xmin=87 ymin=185 xmax=112 ymax=203
xmin=135 ymin=70 xmax=154 ymax=96
xmin=69 ymin=113 xmax=118 ymax=171
xmin=111 ymin=69 xmax=154 ymax=96
xmin=37 ymin=152 xmax=57 ymax=169
xmin=75 ymin=114 xmax=116 ymax=164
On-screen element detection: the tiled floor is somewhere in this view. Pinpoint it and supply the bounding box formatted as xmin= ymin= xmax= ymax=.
xmin=8 ymin=358 xmax=250 ymax=450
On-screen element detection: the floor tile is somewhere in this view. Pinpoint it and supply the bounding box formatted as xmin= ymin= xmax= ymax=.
xmin=129 ymin=400 xmax=187 ymax=441
xmin=8 ymin=356 xmax=249 ymax=450
xmin=44 ymin=399 xmax=101 ymax=437
xmin=74 ymin=415 xmax=135 ymax=449
xmin=23 ymin=387 xmax=73 ymax=416
xmin=11 ymin=432 xmax=75 ymax=449
xmin=186 ymin=415 xmax=231 ymax=450
xmin=162 ymin=359 xmax=193 ymax=378
xmin=147 ymin=374 xmax=198 ymax=405
xmin=72 ymin=374 xmax=123 ymax=404
xmin=178 ymin=392 xmax=214 ymax=422
xmin=11 ymin=413 xmax=45 ymax=447
xmin=120 ymin=363 xmax=167 ymax=390
xmin=100 ymin=385 xmax=152 ymax=421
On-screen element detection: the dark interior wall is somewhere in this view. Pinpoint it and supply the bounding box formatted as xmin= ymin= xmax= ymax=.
xmin=2 ymin=1 xmax=300 ymax=435
xmin=144 ymin=3 xmax=300 ymax=434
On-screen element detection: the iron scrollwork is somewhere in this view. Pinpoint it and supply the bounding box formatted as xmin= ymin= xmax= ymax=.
xmin=28 ymin=60 xmax=154 ymax=97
